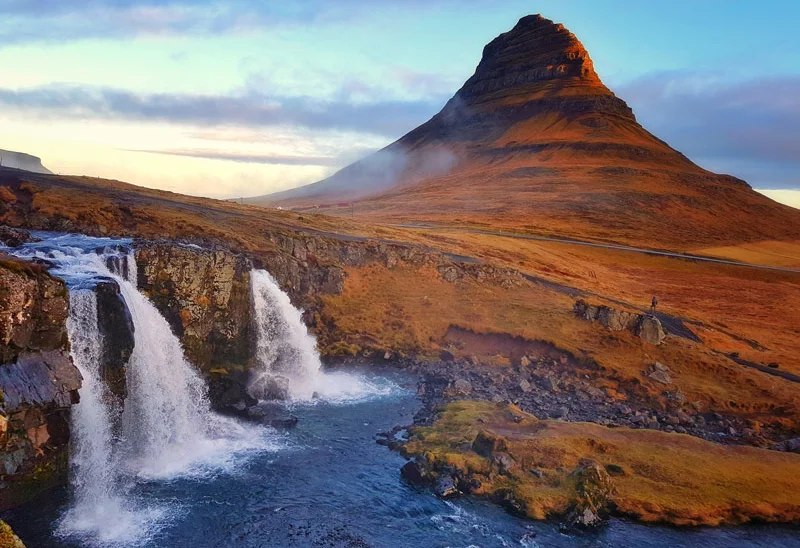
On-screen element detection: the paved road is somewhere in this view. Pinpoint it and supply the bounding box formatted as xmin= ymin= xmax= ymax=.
xmin=391 ymin=224 xmax=800 ymax=274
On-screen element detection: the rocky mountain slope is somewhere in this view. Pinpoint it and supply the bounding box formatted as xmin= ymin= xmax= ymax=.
xmin=258 ymin=15 xmax=800 ymax=249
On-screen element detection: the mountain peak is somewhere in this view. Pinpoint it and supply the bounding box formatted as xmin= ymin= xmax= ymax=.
xmin=447 ymin=13 xmax=615 ymax=117
xmin=260 ymin=15 xmax=800 ymax=249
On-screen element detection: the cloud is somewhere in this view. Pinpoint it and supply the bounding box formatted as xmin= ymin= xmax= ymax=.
xmin=0 ymin=0 xmax=488 ymax=46
xmin=617 ymin=72 xmax=800 ymax=188
xmin=755 ymin=189 xmax=800 ymax=210
xmin=0 ymin=83 xmax=446 ymax=137
xmin=128 ymin=148 xmax=343 ymax=166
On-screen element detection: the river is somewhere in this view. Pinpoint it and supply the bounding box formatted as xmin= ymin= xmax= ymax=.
xmin=4 ymin=369 xmax=799 ymax=547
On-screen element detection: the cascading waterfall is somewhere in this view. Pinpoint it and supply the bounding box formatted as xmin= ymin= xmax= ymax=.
xmin=116 ymin=276 xmax=211 ymax=477
xmin=248 ymin=268 xmax=398 ymax=403
xmin=249 ymin=269 xmax=322 ymax=400
xmin=60 ymin=289 xmax=132 ymax=537
xmin=6 ymin=234 xmax=273 ymax=545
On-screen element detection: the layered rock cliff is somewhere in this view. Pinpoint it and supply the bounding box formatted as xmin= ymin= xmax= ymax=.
xmin=0 ymin=254 xmax=81 ymax=509
xmin=0 ymin=151 xmax=51 ymax=175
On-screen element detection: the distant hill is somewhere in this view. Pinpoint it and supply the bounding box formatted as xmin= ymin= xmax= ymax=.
xmin=252 ymin=14 xmax=800 ymax=248
xmin=0 ymin=150 xmax=52 ymax=174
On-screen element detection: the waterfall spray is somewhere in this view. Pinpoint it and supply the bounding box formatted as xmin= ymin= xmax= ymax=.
xmin=249 ymin=269 xmax=322 ymax=400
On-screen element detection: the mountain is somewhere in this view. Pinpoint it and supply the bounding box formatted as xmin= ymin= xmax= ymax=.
xmin=0 ymin=150 xmax=52 ymax=174
xmin=254 ymin=14 xmax=800 ymax=248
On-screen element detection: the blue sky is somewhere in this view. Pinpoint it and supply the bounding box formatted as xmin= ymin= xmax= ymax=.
xmin=0 ymin=0 xmax=798 ymax=206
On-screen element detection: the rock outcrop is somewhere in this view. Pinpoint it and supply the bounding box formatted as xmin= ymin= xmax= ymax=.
xmin=135 ymin=243 xmax=253 ymax=373
xmin=574 ymin=300 xmax=666 ymax=345
xmin=0 ymin=254 xmax=81 ymax=509
xmin=94 ymin=280 xmax=134 ymax=403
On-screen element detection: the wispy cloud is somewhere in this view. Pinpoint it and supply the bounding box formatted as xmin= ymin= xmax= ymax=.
xmin=0 ymin=83 xmax=446 ymax=137
xmin=128 ymin=148 xmax=343 ymax=166
xmin=0 ymin=0 xmax=488 ymax=46
xmin=618 ymin=72 xmax=800 ymax=187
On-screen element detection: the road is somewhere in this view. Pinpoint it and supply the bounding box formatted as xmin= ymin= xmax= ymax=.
xmin=391 ymin=225 xmax=800 ymax=274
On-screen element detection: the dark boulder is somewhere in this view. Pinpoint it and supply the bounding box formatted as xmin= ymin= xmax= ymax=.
xmin=400 ymin=460 xmax=427 ymax=485
xmin=247 ymin=402 xmax=298 ymax=428
xmin=0 ymin=226 xmax=33 ymax=248
xmin=435 ymin=476 xmax=459 ymax=498
xmin=207 ymin=369 xmax=257 ymax=413
xmin=94 ymin=280 xmax=134 ymax=402
xmin=472 ymin=430 xmax=508 ymax=458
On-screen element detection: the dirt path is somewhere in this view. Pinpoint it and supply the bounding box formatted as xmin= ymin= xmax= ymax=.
xmin=391 ymin=224 xmax=800 ymax=274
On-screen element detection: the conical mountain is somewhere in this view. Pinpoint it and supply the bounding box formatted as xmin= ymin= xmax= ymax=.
xmin=259 ymin=15 xmax=800 ymax=248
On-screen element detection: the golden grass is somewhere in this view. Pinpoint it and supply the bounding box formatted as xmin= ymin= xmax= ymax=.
xmin=696 ymin=240 xmax=800 ymax=269
xmin=321 ymin=263 xmax=800 ymax=427
xmin=406 ymin=400 xmax=800 ymax=526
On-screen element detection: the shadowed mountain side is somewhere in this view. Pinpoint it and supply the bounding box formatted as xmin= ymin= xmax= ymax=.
xmin=253 ymin=14 xmax=800 ymax=249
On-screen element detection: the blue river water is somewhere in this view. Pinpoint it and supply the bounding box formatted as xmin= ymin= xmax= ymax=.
xmin=4 ymin=369 xmax=800 ymax=547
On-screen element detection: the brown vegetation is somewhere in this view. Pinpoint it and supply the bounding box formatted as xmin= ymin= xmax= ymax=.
xmin=404 ymin=400 xmax=800 ymax=526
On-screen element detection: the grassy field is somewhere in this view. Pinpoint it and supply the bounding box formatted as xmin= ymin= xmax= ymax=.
xmin=404 ymin=400 xmax=800 ymax=526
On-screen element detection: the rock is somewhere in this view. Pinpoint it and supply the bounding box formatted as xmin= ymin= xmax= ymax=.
xmin=540 ymin=374 xmax=559 ymax=392
xmin=492 ymin=452 xmax=516 ymax=475
xmin=565 ymin=460 xmax=616 ymax=529
xmin=439 ymin=349 xmax=455 ymax=362
xmin=518 ymin=378 xmax=532 ymax=393
xmin=445 ymin=378 xmax=472 ymax=397
xmin=250 ymin=374 xmax=291 ymax=401
xmin=135 ymin=243 xmax=252 ymax=373
xmin=207 ymin=369 xmax=257 ymax=412
xmin=384 ymin=351 xmax=392 ymax=360
xmin=604 ymin=464 xmax=626 ymax=476
xmin=637 ymin=316 xmax=667 ymax=345
xmin=247 ymin=403 xmax=298 ymax=428
xmin=0 ymin=520 xmax=25 ymax=548
xmin=519 ymin=356 xmax=531 ymax=367
xmin=94 ymin=280 xmax=134 ymax=402
xmin=0 ymin=226 xmax=33 ymax=248
xmin=530 ymin=468 xmax=544 ymax=478
xmin=0 ymin=255 xmax=81 ymax=509
xmin=472 ymin=430 xmax=508 ymax=458
xmin=643 ymin=362 xmax=672 ymax=385
xmin=771 ymin=437 xmax=800 ymax=453
xmin=400 ymin=460 xmax=426 ymax=484
xmin=435 ymin=476 xmax=459 ymax=498
xmin=575 ymin=299 xmax=667 ymax=345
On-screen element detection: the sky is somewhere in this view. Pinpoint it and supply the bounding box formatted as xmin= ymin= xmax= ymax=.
xmin=0 ymin=0 xmax=798 ymax=207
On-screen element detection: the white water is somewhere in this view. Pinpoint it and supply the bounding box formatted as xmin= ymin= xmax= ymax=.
xmin=249 ymin=269 xmax=322 ymax=400
xmin=249 ymin=269 xmax=399 ymax=404
xmin=117 ymin=276 xmax=212 ymax=477
xmin=59 ymin=290 xmax=155 ymax=543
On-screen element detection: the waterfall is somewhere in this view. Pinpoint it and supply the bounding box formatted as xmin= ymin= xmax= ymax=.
xmin=6 ymin=234 xmax=273 ymax=544
xmin=248 ymin=268 xmax=396 ymax=404
xmin=249 ymin=269 xmax=322 ymax=400
xmin=61 ymin=290 xmax=128 ymax=531
xmin=116 ymin=276 xmax=211 ymax=477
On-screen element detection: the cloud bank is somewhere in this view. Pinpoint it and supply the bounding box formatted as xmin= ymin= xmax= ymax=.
xmin=618 ymin=72 xmax=800 ymax=188
xmin=0 ymin=84 xmax=446 ymax=138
